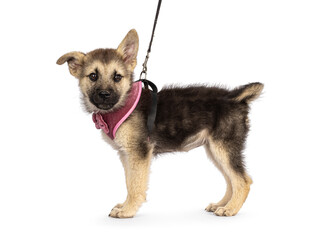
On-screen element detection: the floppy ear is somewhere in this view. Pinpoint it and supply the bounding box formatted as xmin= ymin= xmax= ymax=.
xmin=56 ymin=51 xmax=85 ymax=78
xmin=117 ymin=29 xmax=139 ymax=71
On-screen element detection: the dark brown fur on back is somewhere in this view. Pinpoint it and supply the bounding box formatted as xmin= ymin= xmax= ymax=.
xmin=136 ymin=83 xmax=262 ymax=175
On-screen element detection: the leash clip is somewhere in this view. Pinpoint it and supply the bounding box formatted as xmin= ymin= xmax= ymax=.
xmin=139 ymin=70 xmax=147 ymax=80
xmin=140 ymin=52 xmax=150 ymax=80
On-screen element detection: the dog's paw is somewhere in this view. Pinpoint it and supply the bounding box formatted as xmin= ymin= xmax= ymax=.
xmin=205 ymin=203 xmax=220 ymax=212
xmin=112 ymin=203 xmax=124 ymax=210
xmin=108 ymin=207 xmax=136 ymax=218
xmin=214 ymin=207 xmax=237 ymax=217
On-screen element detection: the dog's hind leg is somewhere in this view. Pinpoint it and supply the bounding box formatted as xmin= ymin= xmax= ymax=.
xmin=205 ymin=137 xmax=252 ymax=216
xmin=205 ymin=143 xmax=233 ymax=212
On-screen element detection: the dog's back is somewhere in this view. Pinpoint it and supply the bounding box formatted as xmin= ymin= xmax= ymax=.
xmin=150 ymin=83 xmax=263 ymax=155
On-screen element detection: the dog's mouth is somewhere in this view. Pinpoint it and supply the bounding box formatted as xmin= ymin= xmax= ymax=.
xmin=95 ymin=102 xmax=116 ymax=110
xmin=89 ymin=89 xmax=120 ymax=111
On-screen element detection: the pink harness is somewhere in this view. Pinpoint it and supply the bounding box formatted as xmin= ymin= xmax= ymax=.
xmin=92 ymin=81 xmax=142 ymax=140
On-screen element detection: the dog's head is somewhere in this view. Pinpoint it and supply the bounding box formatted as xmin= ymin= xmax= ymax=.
xmin=57 ymin=29 xmax=139 ymax=113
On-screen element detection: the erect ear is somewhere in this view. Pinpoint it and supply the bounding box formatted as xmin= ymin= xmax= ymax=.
xmin=116 ymin=29 xmax=139 ymax=71
xmin=56 ymin=51 xmax=85 ymax=78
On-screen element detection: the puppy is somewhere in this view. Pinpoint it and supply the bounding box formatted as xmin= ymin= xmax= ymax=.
xmin=57 ymin=29 xmax=263 ymax=218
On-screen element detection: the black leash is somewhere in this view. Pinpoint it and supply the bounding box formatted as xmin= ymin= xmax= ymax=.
xmin=138 ymin=0 xmax=162 ymax=133
xmin=139 ymin=0 xmax=162 ymax=80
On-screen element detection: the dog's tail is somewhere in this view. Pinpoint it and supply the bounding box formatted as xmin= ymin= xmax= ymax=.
xmin=228 ymin=82 xmax=264 ymax=104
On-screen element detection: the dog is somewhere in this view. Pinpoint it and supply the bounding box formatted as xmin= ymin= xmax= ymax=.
xmin=57 ymin=29 xmax=263 ymax=218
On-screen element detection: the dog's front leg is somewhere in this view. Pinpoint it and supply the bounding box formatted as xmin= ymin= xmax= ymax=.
xmin=109 ymin=148 xmax=152 ymax=218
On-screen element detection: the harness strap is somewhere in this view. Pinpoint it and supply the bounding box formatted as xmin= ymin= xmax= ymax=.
xmin=139 ymin=79 xmax=158 ymax=132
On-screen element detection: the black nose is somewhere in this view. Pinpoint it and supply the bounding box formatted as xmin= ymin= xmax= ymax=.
xmin=98 ymin=90 xmax=111 ymax=99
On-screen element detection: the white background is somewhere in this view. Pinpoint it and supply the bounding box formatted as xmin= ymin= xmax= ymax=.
xmin=1 ymin=0 xmax=319 ymax=239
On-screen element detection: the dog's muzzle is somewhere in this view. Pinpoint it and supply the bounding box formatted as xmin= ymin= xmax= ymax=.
xmin=90 ymin=89 xmax=119 ymax=110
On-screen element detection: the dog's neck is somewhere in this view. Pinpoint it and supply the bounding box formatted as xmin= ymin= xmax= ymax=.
xmin=92 ymin=81 xmax=142 ymax=140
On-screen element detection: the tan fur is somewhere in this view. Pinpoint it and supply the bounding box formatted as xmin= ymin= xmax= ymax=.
xmin=56 ymin=51 xmax=85 ymax=78
xmin=205 ymin=138 xmax=252 ymax=216
xmin=205 ymin=144 xmax=233 ymax=212
xmin=182 ymin=131 xmax=236 ymax=213
xmin=108 ymin=112 xmax=152 ymax=218
xmin=116 ymin=29 xmax=139 ymax=72
xmin=233 ymin=83 xmax=263 ymax=103
xmin=180 ymin=130 xmax=208 ymax=152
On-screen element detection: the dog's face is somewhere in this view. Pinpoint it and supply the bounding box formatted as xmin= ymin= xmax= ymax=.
xmin=57 ymin=29 xmax=139 ymax=113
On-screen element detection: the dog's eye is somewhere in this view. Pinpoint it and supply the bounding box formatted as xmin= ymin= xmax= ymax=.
xmin=89 ymin=73 xmax=98 ymax=82
xmin=113 ymin=73 xmax=123 ymax=82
